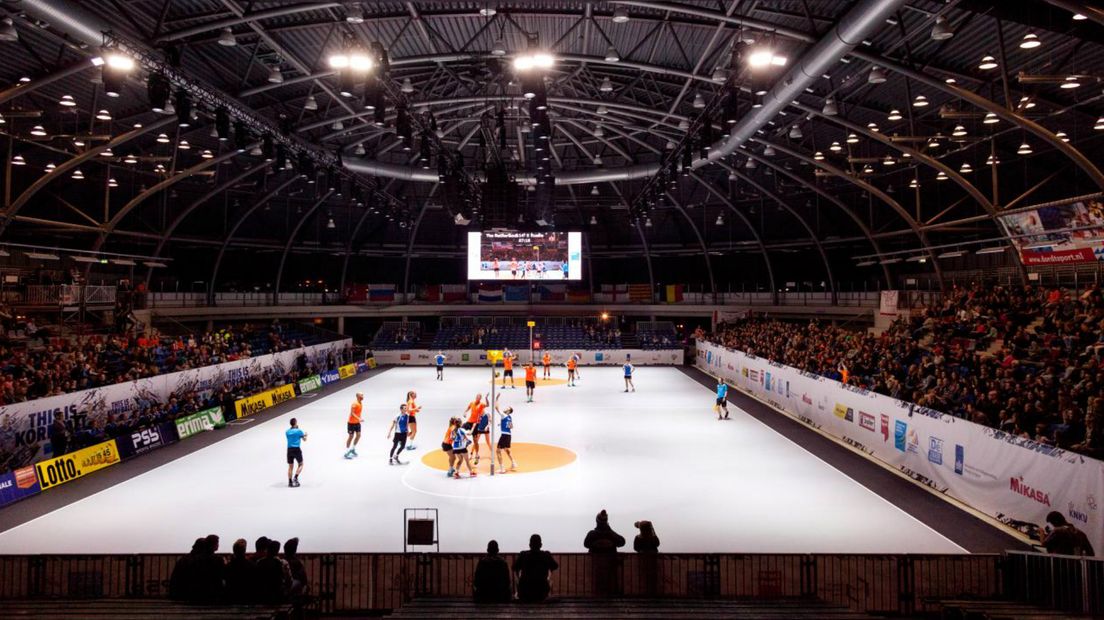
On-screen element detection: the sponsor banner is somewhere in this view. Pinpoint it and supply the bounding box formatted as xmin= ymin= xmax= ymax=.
xmin=234 ymin=384 xmax=296 ymax=420
xmin=298 ymin=375 xmax=322 ymax=394
xmin=0 ymin=466 xmax=40 ymax=508
xmin=696 ymin=339 xmax=1104 ymax=555
xmin=175 ymin=407 xmax=226 ymax=440
xmin=321 ymin=369 xmax=341 ymax=384
xmin=338 ymin=364 xmax=357 ymax=380
xmin=0 ymin=339 xmax=351 ymax=468
xmin=367 ymin=357 xmax=377 ymax=369
xmin=355 ymin=361 xmax=369 ymax=374
xmin=999 ymin=200 xmax=1104 ymax=266
xmin=1021 ymin=247 xmax=1096 ymax=265
xmin=372 ymin=349 xmax=681 ymax=366
xmin=35 ymin=440 xmax=121 ymax=491
xmin=116 ymin=422 xmax=179 ymax=460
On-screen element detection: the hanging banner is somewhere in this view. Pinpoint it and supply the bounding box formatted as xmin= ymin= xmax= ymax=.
xmin=879 ymin=290 xmax=900 ymax=317
xmin=696 ymin=339 xmax=1104 ymax=555
xmin=34 ymin=440 xmax=121 ymax=491
xmin=999 ymin=200 xmax=1104 ymax=265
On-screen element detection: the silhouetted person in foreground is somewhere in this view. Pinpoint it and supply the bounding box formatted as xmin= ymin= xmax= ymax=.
xmin=224 ymin=538 xmax=257 ymax=603
xmin=473 ymin=540 xmax=512 ymax=603
xmin=255 ymin=539 xmax=290 ymax=604
xmin=194 ymin=534 xmax=225 ymax=603
xmin=1041 ymin=511 xmax=1095 ymax=556
xmin=584 ymin=509 xmax=625 ymax=597
xmin=513 ymin=534 xmax=558 ymax=603
xmin=633 ymin=520 xmax=661 ymax=595
xmin=169 ymin=538 xmax=205 ymax=601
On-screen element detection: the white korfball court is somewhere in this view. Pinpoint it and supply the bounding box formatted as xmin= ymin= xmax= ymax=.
xmin=0 ymin=366 xmax=964 ymax=554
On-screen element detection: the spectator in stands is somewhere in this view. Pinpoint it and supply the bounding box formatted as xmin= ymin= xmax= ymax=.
xmin=224 ymin=538 xmax=256 ymax=604
xmin=513 ymin=534 xmax=558 ymax=603
xmin=255 ymin=539 xmax=291 ymax=604
xmin=633 ymin=520 xmax=660 ymax=553
xmin=634 ymin=520 xmax=661 ymax=596
xmin=49 ymin=416 xmax=69 ymax=457
xmin=194 ymin=534 xmax=226 ymax=603
xmin=473 ymin=540 xmax=512 ymax=603
xmin=1040 ymin=511 xmax=1095 ymax=556
xmin=584 ymin=509 xmax=625 ymax=597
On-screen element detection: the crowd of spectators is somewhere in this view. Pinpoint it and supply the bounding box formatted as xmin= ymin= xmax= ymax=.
xmin=170 ymin=535 xmax=309 ymax=606
xmin=0 ymin=322 xmax=309 ymax=406
xmin=702 ymin=283 xmax=1104 ymax=458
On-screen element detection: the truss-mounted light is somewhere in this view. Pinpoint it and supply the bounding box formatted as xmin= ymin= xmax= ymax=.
xmin=219 ymin=27 xmax=237 ymax=46
xmin=514 ymin=38 xmax=554 ymax=71
xmin=931 ymin=14 xmax=953 ymax=40
xmin=329 ymin=47 xmax=375 ymax=71
xmin=747 ymin=47 xmax=787 ymax=69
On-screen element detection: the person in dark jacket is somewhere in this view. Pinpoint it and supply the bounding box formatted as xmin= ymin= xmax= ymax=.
xmin=513 ymin=534 xmax=558 ymax=603
xmin=632 ymin=520 xmax=660 ymax=553
xmin=194 ymin=534 xmax=225 ymax=603
xmin=49 ymin=417 xmax=69 ymax=457
xmin=169 ymin=538 xmax=205 ymax=601
xmin=255 ymin=539 xmax=290 ymax=603
xmin=633 ymin=520 xmax=661 ymax=595
xmin=584 ymin=510 xmax=625 ymax=597
xmin=473 ymin=540 xmax=512 ymax=603
xmin=224 ymin=538 xmax=256 ymax=603
xmin=1041 ymin=511 xmax=1095 ymax=556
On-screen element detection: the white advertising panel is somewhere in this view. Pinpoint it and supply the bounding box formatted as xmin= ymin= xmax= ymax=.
xmin=695 ymin=339 xmax=1104 ymax=555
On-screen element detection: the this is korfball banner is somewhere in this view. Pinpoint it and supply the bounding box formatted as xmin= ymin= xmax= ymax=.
xmin=695 ymin=339 xmax=1104 ymax=555
xmin=0 ymin=339 xmax=350 ymax=468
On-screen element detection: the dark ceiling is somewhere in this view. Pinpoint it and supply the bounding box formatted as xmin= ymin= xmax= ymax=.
xmin=1 ymin=0 xmax=1103 ymax=292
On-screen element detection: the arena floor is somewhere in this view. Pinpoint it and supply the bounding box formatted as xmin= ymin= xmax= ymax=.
xmin=0 ymin=366 xmax=965 ymax=554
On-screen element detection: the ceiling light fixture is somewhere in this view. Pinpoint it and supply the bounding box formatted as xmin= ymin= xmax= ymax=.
xmin=156 ymin=133 xmax=170 ymax=143
xmin=978 ymin=55 xmax=998 ymax=70
xmin=1017 ymin=141 xmax=1032 ymax=155
xmin=95 ymin=109 xmax=112 ymax=121
xmin=912 ymin=94 xmax=928 ymax=107
xmin=605 ymin=46 xmax=620 ymax=62
xmin=1061 ymin=75 xmax=1081 ymax=89
xmin=983 ymin=112 xmax=999 ymax=124
xmin=868 ymin=65 xmax=887 ymax=84
xmin=931 ymin=14 xmax=953 ymax=40
xmin=58 ymin=94 xmax=76 ymax=107
xmin=747 ymin=48 xmax=787 ymax=68
xmin=1020 ymin=32 xmax=1041 ymax=49
xmin=959 ymin=162 xmax=972 ymax=173
xmin=218 ymin=27 xmax=236 ymax=46
xmin=612 ymin=8 xmax=630 ymax=23
xmin=887 ymin=108 xmax=902 ymax=121
xmin=0 ymin=17 xmax=18 ymax=42
xmin=599 ymin=77 xmax=613 ymax=92
xmin=71 ymin=169 xmax=84 ymax=180
xmin=952 ymin=124 xmax=967 ymax=137
xmin=822 ymin=98 xmax=838 ymax=116
xmin=1056 ymin=131 xmax=1069 ymax=142
xmin=11 ymin=155 xmax=25 ymax=165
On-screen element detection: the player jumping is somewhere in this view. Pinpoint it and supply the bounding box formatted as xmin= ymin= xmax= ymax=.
xmin=623 ymin=358 xmax=635 ymax=392
xmin=496 ymin=406 xmax=517 ymax=473
xmin=405 ymin=390 xmax=420 ymax=450
xmin=344 ymin=392 xmax=363 ymax=459
xmin=472 ymin=401 xmax=493 ymax=465
xmin=715 ymin=378 xmax=730 ymax=420
xmin=435 ymin=351 xmax=447 ymax=380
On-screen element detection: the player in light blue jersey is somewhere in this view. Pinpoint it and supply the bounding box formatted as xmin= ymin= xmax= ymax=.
xmin=387 ymin=404 xmax=410 ymax=465
xmin=435 ymin=351 xmax=447 ymax=380
xmin=623 ymin=357 xmax=635 ymax=392
xmin=715 ymin=379 xmax=729 ymax=420
xmin=496 ymin=407 xmax=517 ymax=473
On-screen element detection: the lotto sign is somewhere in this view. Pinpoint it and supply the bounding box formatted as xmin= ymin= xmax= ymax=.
xmin=338 ymin=364 xmax=357 ymax=380
xmin=35 ymin=440 xmax=121 ymax=491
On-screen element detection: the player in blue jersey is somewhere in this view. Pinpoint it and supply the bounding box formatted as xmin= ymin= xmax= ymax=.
xmin=715 ymin=378 xmax=729 ymax=420
xmin=561 ymin=260 xmax=569 ymax=280
xmin=451 ymin=422 xmax=476 ymax=478
xmin=286 ymin=418 xmax=307 ymax=487
xmin=387 ymin=404 xmax=410 ymax=465
xmin=623 ymin=357 xmax=635 ymax=392
xmin=496 ymin=407 xmax=517 ymax=473
xmin=435 ymin=351 xmax=447 ymax=380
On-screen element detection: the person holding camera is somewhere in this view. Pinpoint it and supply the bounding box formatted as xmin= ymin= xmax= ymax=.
xmin=1040 ymin=511 xmax=1094 ymax=556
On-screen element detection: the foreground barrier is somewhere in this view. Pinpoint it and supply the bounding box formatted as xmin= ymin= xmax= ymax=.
xmin=0 ymin=552 xmax=1002 ymax=615
xmin=694 ymin=339 xmax=1104 ymax=557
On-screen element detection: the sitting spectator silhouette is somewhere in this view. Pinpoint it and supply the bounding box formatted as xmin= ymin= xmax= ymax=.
xmin=284 ymin=537 xmax=309 ymax=601
xmin=224 ymin=538 xmax=256 ymax=603
xmin=1041 ymin=511 xmax=1095 ymax=556
xmin=255 ymin=539 xmax=291 ymax=604
xmin=193 ymin=534 xmax=225 ymax=603
xmin=633 ymin=520 xmax=661 ymax=596
xmin=169 ymin=538 xmax=205 ymax=601
xmin=513 ymin=534 xmax=558 ymax=603
xmin=473 ymin=540 xmax=512 ymax=603
xmin=584 ymin=509 xmax=625 ymax=597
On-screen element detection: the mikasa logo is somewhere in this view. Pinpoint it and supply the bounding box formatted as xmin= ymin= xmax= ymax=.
xmin=1010 ymin=476 xmax=1051 ymax=507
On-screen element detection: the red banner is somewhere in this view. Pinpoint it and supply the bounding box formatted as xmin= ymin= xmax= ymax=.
xmin=1021 ymin=247 xmax=1096 ymax=265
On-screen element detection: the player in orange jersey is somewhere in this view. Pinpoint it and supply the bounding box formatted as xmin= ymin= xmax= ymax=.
xmin=524 ymin=362 xmax=537 ymax=402
xmin=541 ymin=352 xmax=552 ymax=378
xmin=344 ymin=393 xmax=363 ymax=459
xmin=405 ymin=390 xmax=421 ymax=451
xmin=566 ymin=356 xmax=577 ymax=387
xmin=441 ymin=417 xmax=460 ymax=478
xmin=502 ymin=350 xmax=517 ymax=389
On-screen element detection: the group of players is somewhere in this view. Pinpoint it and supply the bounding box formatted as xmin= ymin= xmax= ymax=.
xmin=284 ymin=350 xmax=738 ymax=487
xmin=488 ymin=258 xmax=569 ymax=280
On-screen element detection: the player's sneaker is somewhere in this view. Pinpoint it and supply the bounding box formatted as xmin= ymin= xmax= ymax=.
xmin=292 ymin=478 xmax=300 ymax=487
xmin=510 ymin=463 xmax=517 ymax=471
xmin=351 ymin=448 xmax=358 ymax=456
xmin=344 ymin=451 xmax=353 ymax=459
xmin=447 ymin=468 xmax=455 ymax=477
xmin=452 ymin=472 xmax=461 ymax=479
xmin=288 ymin=480 xmax=294 ymax=487
xmin=393 ymin=457 xmax=405 ymax=465
xmin=473 ymin=455 xmax=480 ymax=465
xmin=405 ymin=444 xmax=416 ymax=451
xmin=469 ymin=471 xmax=478 ymax=477
xmin=498 ymin=468 xmax=506 ymax=474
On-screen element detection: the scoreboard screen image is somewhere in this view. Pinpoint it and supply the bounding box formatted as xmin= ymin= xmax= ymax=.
xmin=467 ymin=231 xmax=582 ymax=280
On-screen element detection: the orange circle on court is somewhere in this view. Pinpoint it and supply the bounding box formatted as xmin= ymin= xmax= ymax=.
xmin=421 ymin=442 xmax=576 ymax=475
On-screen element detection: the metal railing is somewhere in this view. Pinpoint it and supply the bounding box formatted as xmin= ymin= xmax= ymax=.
xmin=1004 ymin=551 xmax=1104 ymax=616
xmin=23 ymin=285 xmax=117 ymax=307
xmin=0 ymin=552 xmax=1003 ymax=615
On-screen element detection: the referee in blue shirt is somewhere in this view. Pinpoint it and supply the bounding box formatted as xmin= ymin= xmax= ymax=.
xmin=715 ymin=379 xmax=729 ymax=420
xmin=286 ymin=418 xmax=308 ymax=487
